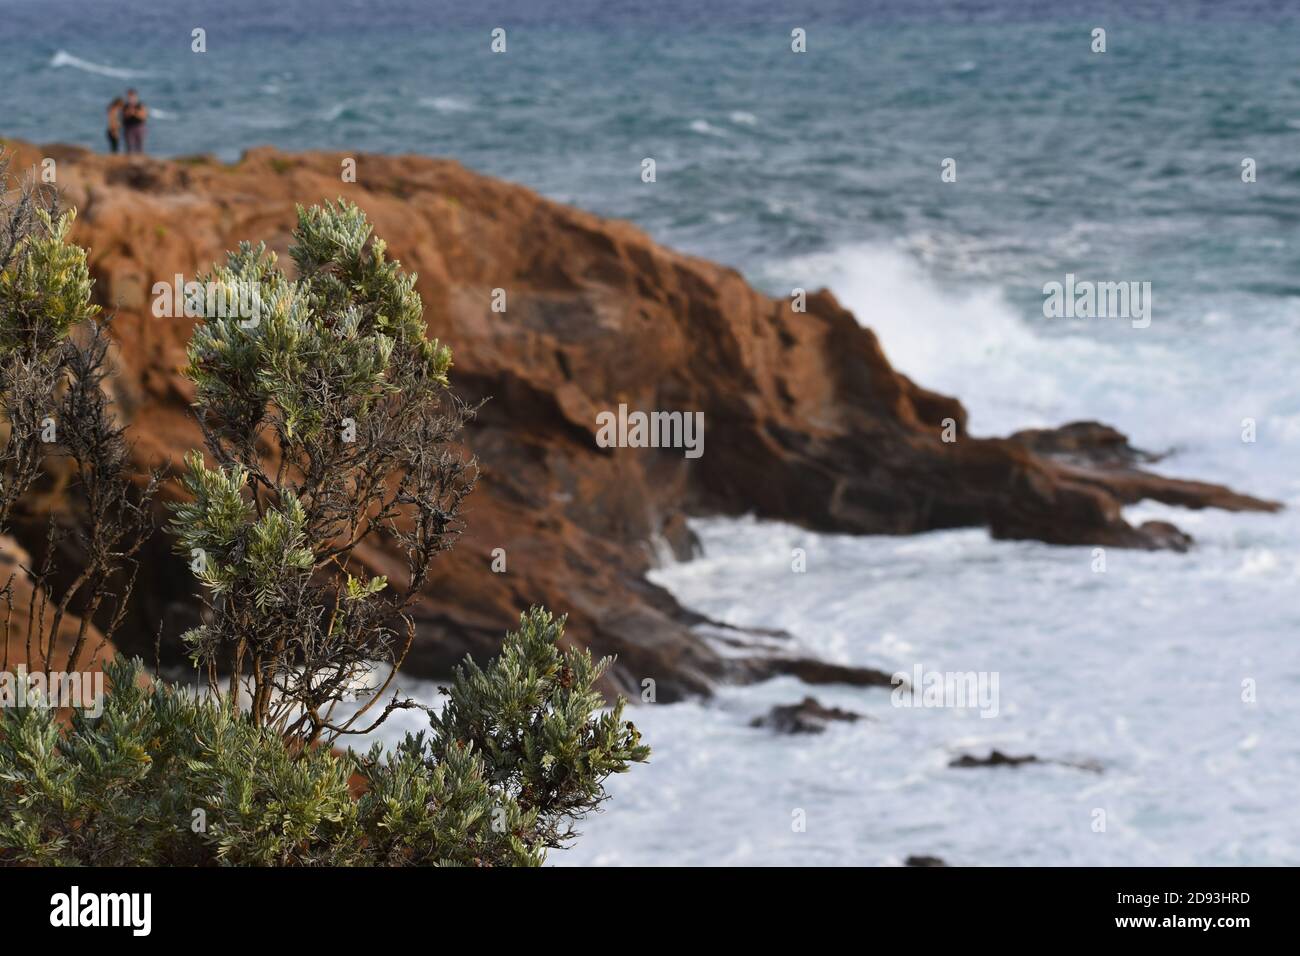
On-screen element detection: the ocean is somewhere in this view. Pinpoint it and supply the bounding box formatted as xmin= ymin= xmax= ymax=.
xmin=3 ymin=0 xmax=1298 ymax=864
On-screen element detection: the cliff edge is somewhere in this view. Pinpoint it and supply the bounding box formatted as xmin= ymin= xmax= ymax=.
xmin=0 ymin=141 xmax=1279 ymax=698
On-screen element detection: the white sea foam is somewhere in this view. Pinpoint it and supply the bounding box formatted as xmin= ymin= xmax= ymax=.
xmin=689 ymin=119 xmax=725 ymax=136
xmin=555 ymin=501 xmax=1300 ymax=865
xmin=419 ymin=95 xmax=473 ymax=113
xmin=551 ymin=247 xmax=1300 ymax=866
xmin=49 ymin=49 xmax=150 ymax=79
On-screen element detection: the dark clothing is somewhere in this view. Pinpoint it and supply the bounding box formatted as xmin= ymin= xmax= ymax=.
xmin=122 ymin=102 xmax=146 ymax=153
xmin=106 ymin=129 xmax=120 ymax=153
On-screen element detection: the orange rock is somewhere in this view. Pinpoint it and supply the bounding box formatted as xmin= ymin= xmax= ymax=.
xmin=0 ymin=141 xmax=1279 ymax=699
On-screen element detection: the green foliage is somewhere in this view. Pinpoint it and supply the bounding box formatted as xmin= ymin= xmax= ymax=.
xmin=0 ymin=184 xmax=648 ymax=866
xmin=0 ymin=208 xmax=97 ymax=359
xmin=430 ymin=607 xmax=650 ymax=849
xmin=0 ymin=609 xmax=649 ymax=866
xmin=169 ymin=450 xmax=314 ymax=613
xmin=181 ymin=200 xmax=449 ymax=446
xmin=1 ymin=153 xmax=158 ymax=672
xmin=0 ymin=657 xmax=358 ymax=866
xmin=167 ymin=200 xmax=472 ymax=740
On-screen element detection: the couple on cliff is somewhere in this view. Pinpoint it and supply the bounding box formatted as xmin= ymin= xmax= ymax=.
xmin=106 ymin=89 xmax=148 ymax=154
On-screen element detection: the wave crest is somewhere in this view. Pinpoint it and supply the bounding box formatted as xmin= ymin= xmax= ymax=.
xmin=49 ymin=50 xmax=150 ymax=79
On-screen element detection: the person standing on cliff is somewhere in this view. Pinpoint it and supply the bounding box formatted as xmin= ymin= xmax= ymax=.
xmin=105 ymin=97 xmax=123 ymax=153
xmin=121 ymin=89 xmax=148 ymax=154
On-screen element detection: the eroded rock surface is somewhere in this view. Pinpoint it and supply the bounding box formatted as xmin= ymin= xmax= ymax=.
xmin=0 ymin=140 xmax=1280 ymax=698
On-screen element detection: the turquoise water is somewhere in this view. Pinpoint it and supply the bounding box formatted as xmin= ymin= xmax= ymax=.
xmin=6 ymin=1 xmax=1300 ymax=312
xmin=5 ymin=0 xmax=1299 ymax=864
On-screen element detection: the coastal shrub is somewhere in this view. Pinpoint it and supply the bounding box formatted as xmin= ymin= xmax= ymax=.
xmin=0 ymin=153 xmax=156 ymax=675
xmin=0 ymin=159 xmax=648 ymax=864
xmin=168 ymin=198 xmax=476 ymax=745
xmin=0 ymin=611 xmax=647 ymax=866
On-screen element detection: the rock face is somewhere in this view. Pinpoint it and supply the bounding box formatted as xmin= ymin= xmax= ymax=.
xmin=0 ymin=140 xmax=1281 ymax=699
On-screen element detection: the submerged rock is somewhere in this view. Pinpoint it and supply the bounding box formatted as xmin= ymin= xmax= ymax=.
xmin=950 ymin=750 xmax=1040 ymax=769
xmin=949 ymin=750 xmax=1103 ymax=773
xmin=750 ymin=696 xmax=863 ymax=734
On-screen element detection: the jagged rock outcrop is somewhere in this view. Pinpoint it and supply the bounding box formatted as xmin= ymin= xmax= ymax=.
xmin=0 ymin=140 xmax=1280 ymax=699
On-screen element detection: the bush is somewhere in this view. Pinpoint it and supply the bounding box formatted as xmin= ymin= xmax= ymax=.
xmin=0 ymin=154 xmax=156 ymax=675
xmin=0 ymin=160 xmax=649 ymax=865
xmin=169 ymin=199 xmax=476 ymax=744
xmin=0 ymin=610 xmax=647 ymax=866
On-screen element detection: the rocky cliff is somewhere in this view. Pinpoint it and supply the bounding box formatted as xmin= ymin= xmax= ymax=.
xmin=0 ymin=140 xmax=1279 ymax=698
